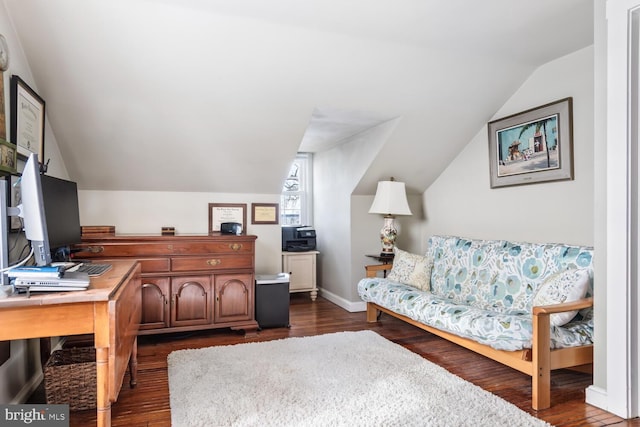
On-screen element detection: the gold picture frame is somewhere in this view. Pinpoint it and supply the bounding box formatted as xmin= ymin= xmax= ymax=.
xmin=251 ymin=203 xmax=279 ymax=225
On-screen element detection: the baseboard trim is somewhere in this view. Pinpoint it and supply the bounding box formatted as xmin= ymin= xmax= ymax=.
xmin=585 ymin=385 xmax=608 ymax=412
xmin=10 ymin=337 xmax=66 ymax=405
xmin=11 ymin=371 xmax=43 ymax=405
xmin=319 ymin=288 xmax=366 ymax=312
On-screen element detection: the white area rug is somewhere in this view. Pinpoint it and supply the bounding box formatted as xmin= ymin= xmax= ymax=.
xmin=168 ymin=330 xmax=550 ymax=427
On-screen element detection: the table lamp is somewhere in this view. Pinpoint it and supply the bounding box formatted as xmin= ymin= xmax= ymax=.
xmin=368 ymin=177 xmax=412 ymax=256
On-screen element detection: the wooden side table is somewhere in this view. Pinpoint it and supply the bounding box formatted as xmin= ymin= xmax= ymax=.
xmin=365 ymin=254 xmax=394 ymax=278
xmin=365 ymin=254 xmax=395 ymax=263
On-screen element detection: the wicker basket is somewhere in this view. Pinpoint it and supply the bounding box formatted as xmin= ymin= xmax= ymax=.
xmin=44 ymin=347 xmax=96 ymax=411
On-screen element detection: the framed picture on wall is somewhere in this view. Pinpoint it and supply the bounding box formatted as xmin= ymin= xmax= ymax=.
xmin=0 ymin=138 xmax=17 ymax=174
xmin=10 ymin=75 xmax=45 ymax=160
xmin=251 ymin=203 xmax=279 ymax=225
xmin=208 ymin=203 xmax=246 ymax=234
xmin=488 ymin=97 xmax=574 ymax=188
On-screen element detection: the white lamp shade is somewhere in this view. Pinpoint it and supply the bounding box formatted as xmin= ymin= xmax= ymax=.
xmin=369 ymin=180 xmax=412 ymax=216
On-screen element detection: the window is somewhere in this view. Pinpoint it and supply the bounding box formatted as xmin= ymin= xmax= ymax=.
xmin=280 ymin=153 xmax=312 ymax=226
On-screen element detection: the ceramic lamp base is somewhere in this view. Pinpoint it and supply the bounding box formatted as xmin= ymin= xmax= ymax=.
xmin=379 ymin=215 xmax=397 ymax=255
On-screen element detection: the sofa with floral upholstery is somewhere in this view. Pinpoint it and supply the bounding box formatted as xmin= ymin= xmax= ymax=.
xmin=358 ymin=235 xmax=594 ymax=410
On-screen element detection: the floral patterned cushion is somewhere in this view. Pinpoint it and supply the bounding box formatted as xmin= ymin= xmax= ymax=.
xmin=357 ymin=277 xmax=593 ymax=351
xmin=426 ymin=236 xmax=593 ymax=315
xmin=357 ymin=235 xmax=594 ymax=351
xmin=533 ymin=269 xmax=590 ymax=326
xmin=387 ymin=247 xmax=432 ymax=291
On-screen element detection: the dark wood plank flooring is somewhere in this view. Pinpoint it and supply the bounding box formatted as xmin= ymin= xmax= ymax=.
xmin=35 ymin=294 xmax=640 ymax=426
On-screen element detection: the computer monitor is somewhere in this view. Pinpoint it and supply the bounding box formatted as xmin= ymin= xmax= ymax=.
xmin=19 ymin=153 xmax=52 ymax=266
xmin=41 ymin=174 xmax=81 ymax=252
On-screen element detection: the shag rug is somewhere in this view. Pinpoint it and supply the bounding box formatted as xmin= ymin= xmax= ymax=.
xmin=167 ymin=330 xmax=550 ymax=427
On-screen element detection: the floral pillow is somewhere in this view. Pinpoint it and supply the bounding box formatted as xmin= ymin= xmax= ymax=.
xmin=533 ymin=268 xmax=590 ymax=326
xmin=387 ymin=248 xmax=432 ymax=291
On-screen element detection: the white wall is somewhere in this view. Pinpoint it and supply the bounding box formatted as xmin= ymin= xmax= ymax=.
xmin=422 ymin=46 xmax=594 ymax=248
xmin=314 ymin=119 xmax=396 ymax=308
xmin=313 ymin=117 xmax=425 ymax=310
xmin=78 ymin=190 xmax=282 ymax=274
xmin=0 ymin=2 xmax=68 ymax=404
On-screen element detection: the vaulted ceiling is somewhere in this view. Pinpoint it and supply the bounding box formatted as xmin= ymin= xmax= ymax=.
xmin=3 ymin=0 xmax=593 ymax=195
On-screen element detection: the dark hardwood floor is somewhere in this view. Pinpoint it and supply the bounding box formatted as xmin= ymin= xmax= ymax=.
xmin=37 ymin=294 xmax=639 ymax=426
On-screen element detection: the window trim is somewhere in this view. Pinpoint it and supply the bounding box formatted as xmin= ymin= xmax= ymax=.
xmin=281 ymin=153 xmax=313 ymax=226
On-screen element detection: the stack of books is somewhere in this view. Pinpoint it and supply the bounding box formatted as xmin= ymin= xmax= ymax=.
xmin=8 ymin=265 xmax=64 ymax=280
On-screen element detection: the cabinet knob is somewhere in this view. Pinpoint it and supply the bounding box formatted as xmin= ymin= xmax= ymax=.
xmin=207 ymin=259 xmax=221 ymax=266
xmin=229 ymin=243 xmax=243 ymax=251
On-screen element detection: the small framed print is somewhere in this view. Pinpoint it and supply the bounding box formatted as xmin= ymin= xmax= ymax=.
xmin=208 ymin=203 xmax=246 ymax=234
xmin=252 ymin=203 xmax=279 ymax=225
xmin=0 ymin=138 xmax=17 ymax=174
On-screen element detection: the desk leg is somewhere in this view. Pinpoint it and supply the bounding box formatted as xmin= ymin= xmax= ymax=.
xmin=129 ymin=337 xmax=138 ymax=388
xmin=95 ymin=346 xmax=111 ymax=427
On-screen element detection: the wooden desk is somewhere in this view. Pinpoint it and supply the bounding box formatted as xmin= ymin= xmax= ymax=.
xmin=0 ymin=260 xmax=141 ymax=427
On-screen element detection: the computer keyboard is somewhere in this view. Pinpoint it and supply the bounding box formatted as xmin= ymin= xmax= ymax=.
xmin=72 ymin=263 xmax=112 ymax=277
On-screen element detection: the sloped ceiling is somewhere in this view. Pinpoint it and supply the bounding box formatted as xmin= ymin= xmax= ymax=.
xmin=3 ymin=0 xmax=593 ymax=195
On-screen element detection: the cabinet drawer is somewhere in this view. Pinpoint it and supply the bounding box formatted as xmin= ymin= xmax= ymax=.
xmin=169 ymin=242 xmax=254 ymax=255
xmin=76 ymin=241 xmax=254 ymax=257
xmin=138 ymin=258 xmax=170 ymax=273
xmin=171 ymin=255 xmax=254 ymax=272
xmin=76 ymin=243 xmax=169 ymax=257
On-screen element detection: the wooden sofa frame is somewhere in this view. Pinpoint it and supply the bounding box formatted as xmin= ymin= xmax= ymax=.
xmin=365 ymin=264 xmax=594 ymax=410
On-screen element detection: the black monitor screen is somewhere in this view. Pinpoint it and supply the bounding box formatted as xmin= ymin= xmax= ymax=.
xmin=40 ymin=175 xmax=82 ymax=250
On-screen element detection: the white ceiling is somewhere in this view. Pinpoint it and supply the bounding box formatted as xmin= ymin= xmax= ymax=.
xmin=3 ymin=0 xmax=593 ymax=195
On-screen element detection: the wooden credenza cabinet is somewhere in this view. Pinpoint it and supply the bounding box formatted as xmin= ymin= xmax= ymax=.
xmin=74 ymin=234 xmax=258 ymax=335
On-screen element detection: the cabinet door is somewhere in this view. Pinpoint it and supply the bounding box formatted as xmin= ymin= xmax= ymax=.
xmin=140 ymin=277 xmax=170 ymax=330
xmin=284 ymin=253 xmax=316 ymax=291
xmin=171 ymin=276 xmax=211 ymax=327
xmin=214 ymin=274 xmax=253 ymax=323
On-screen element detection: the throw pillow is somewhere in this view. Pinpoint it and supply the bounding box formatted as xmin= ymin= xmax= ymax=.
xmin=387 ymin=248 xmax=432 ymax=291
xmin=533 ymin=268 xmax=590 ymax=327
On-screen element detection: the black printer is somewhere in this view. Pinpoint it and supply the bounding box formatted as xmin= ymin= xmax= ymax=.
xmin=282 ymin=226 xmax=317 ymax=251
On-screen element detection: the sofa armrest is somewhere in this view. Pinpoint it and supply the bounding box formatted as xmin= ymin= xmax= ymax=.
xmin=532 ymin=297 xmax=593 ymax=315
xmin=365 ymin=264 xmax=393 ymax=278
xmin=530 ymin=297 xmax=592 ymax=409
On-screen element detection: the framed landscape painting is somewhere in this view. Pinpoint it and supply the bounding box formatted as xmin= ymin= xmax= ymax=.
xmin=488 ymin=97 xmax=574 ymax=188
